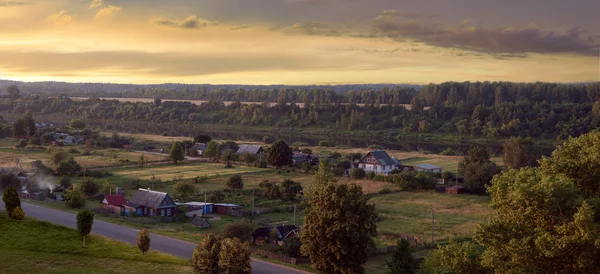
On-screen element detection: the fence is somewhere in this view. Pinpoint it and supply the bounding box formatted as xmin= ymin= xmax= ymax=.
xmin=252 ymin=249 xmax=311 ymax=265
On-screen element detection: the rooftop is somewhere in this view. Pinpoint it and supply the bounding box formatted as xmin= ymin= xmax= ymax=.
xmin=415 ymin=163 xmax=442 ymax=170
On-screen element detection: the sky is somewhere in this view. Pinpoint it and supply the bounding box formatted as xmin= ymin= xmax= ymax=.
xmin=0 ymin=0 xmax=599 ymax=84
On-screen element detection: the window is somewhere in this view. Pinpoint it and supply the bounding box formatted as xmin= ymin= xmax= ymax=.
xmin=144 ymin=208 xmax=148 ymax=215
xmin=160 ymin=209 xmax=165 ymax=216
xmin=150 ymin=209 xmax=154 ymax=216
xmin=166 ymin=209 xmax=171 ymax=216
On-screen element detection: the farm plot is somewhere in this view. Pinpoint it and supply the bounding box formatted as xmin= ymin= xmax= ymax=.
xmin=110 ymin=163 xmax=269 ymax=182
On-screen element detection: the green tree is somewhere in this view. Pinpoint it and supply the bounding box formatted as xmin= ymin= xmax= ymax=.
xmin=218 ymin=237 xmax=251 ymax=274
xmin=6 ymin=85 xmax=20 ymax=99
xmin=82 ymin=178 xmax=99 ymax=197
xmin=100 ymin=181 xmax=117 ymax=195
xmin=192 ymin=233 xmax=222 ymax=274
xmin=69 ymin=119 xmax=86 ymax=129
xmin=283 ymin=237 xmax=302 ymax=257
xmin=64 ymin=186 xmax=85 ymax=208
xmin=226 ymin=175 xmax=243 ymax=190
xmin=302 ymin=161 xmax=377 ymax=274
xmin=175 ymin=181 xmax=195 ymax=201
xmin=266 ymin=140 xmax=293 ymax=169
xmin=223 ymin=222 xmax=253 ymax=242
xmin=77 ymin=210 xmax=94 ymax=247
xmin=60 ymin=176 xmax=72 ymax=189
xmin=11 ymin=206 xmax=25 ymax=220
xmin=350 ymin=168 xmax=366 ymax=179
xmin=137 ymin=228 xmax=151 ymax=255
xmin=154 ymin=97 xmax=162 ymax=106
xmin=386 ymin=239 xmax=416 ymax=274
xmin=21 ymin=112 xmax=36 ymax=138
xmin=56 ymin=159 xmax=81 ymax=176
xmin=459 ymin=147 xmax=499 ymax=195
xmin=203 ymin=141 xmax=220 ymax=161
xmin=2 ymin=186 xmax=21 ymax=219
xmin=51 ymin=151 xmax=70 ymax=166
xmin=424 ymin=240 xmax=488 ymax=274
xmin=12 ymin=118 xmax=26 ymax=138
xmin=502 ymin=137 xmax=540 ymax=169
xmin=170 ymin=141 xmax=185 ymax=164
xmin=194 ymin=135 xmax=211 ymax=144
xmin=138 ymin=153 xmax=145 ymax=167
xmin=474 ymin=168 xmax=600 ymax=273
xmin=281 ymin=179 xmax=303 ymax=201
xmin=0 ymin=174 xmax=21 ymax=190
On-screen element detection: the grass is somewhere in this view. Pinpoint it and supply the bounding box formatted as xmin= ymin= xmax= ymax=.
xmin=0 ymin=213 xmax=193 ymax=274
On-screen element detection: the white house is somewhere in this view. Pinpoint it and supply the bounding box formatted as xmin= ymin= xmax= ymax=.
xmin=357 ymin=150 xmax=401 ymax=175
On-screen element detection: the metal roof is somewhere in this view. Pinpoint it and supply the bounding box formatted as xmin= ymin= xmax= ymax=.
xmin=214 ymin=203 xmax=241 ymax=207
xmin=368 ymin=150 xmax=396 ymax=166
xmin=236 ymin=144 xmax=263 ymax=155
xmin=185 ymin=202 xmax=214 ymax=206
xmin=130 ymin=188 xmax=175 ymax=209
xmin=414 ymin=163 xmax=442 ymax=170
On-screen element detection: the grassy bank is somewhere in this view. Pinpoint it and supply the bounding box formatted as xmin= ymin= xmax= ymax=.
xmin=0 ymin=213 xmax=193 ymax=274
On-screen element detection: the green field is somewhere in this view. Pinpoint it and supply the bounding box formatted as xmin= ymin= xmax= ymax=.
xmin=0 ymin=213 xmax=193 ymax=274
xmin=111 ymin=163 xmax=268 ymax=182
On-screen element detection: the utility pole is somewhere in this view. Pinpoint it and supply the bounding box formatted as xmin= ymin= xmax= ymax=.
xmin=151 ymin=173 xmax=155 ymax=190
xmin=293 ymin=204 xmax=297 ymax=226
xmin=251 ymin=187 xmax=255 ymax=223
xmin=431 ymin=209 xmax=435 ymax=244
xmin=204 ymin=189 xmax=207 ymax=216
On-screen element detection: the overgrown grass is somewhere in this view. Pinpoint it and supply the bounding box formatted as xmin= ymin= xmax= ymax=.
xmin=0 ymin=213 xmax=193 ymax=274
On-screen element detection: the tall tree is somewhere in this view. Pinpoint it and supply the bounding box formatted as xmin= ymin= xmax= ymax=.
xmin=170 ymin=141 xmax=185 ymax=164
xmin=192 ymin=234 xmax=222 ymax=274
xmin=22 ymin=112 xmax=36 ymax=138
xmin=266 ymin=140 xmax=293 ymax=169
xmin=203 ymin=141 xmax=220 ymax=161
xmin=77 ymin=210 xmax=94 ymax=247
xmin=69 ymin=119 xmax=86 ymax=129
xmin=386 ymin=239 xmax=416 ymax=274
xmin=502 ymin=137 xmax=540 ymax=169
xmin=0 ymin=174 xmax=21 ymax=190
xmin=424 ymin=240 xmax=488 ymax=274
xmin=175 ymin=181 xmax=195 ymax=200
xmin=194 ymin=135 xmax=211 ymax=144
xmin=2 ymin=186 xmax=21 ymax=219
xmin=218 ymin=237 xmax=251 ymax=274
xmin=475 ymin=168 xmax=600 ymax=273
xmin=459 ymin=147 xmax=499 ymax=195
xmin=6 ymin=85 xmax=20 ymax=99
xmin=137 ymin=228 xmax=151 ymax=255
xmin=301 ymin=161 xmax=378 ymax=274
xmin=12 ymin=118 xmax=26 ymax=139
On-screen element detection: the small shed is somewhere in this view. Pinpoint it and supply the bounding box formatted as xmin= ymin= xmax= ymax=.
xmin=213 ymin=203 xmax=244 ymax=217
xmin=100 ymin=194 xmax=127 ymax=214
xmin=184 ymin=202 xmax=213 ymax=214
xmin=445 ymin=186 xmax=466 ymax=195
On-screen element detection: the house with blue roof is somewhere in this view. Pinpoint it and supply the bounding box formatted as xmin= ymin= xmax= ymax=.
xmin=357 ymin=150 xmax=401 ymax=174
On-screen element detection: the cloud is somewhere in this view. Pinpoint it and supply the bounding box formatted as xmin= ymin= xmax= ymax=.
xmin=95 ymin=5 xmax=121 ymax=20
xmin=231 ymin=25 xmax=249 ymax=31
xmin=47 ymin=10 xmax=73 ymax=25
xmin=89 ymin=0 xmax=103 ymax=9
xmin=287 ymin=22 xmax=341 ymax=36
xmin=153 ymin=15 xmax=217 ymax=29
xmin=371 ymin=11 xmax=599 ymax=56
xmin=0 ymin=1 xmax=31 ymax=7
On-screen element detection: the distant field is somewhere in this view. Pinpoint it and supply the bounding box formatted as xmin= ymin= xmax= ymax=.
xmin=111 ymin=162 xmax=268 ymax=182
xmin=0 ymin=214 xmax=193 ymax=274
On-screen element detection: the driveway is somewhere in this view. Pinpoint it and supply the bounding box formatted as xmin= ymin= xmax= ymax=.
xmin=0 ymin=201 xmax=310 ymax=274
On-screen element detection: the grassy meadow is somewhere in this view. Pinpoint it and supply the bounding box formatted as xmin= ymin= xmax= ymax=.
xmin=0 ymin=214 xmax=193 ymax=274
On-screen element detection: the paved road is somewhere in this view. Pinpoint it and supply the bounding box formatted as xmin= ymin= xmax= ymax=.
xmin=0 ymin=201 xmax=309 ymax=274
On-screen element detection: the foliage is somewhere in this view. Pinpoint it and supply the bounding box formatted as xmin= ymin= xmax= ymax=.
xmin=282 ymin=237 xmax=302 ymax=258
xmin=439 ymin=147 xmax=457 ymax=156
xmin=350 ymin=168 xmax=366 ymax=179
xmin=169 ymin=142 xmax=185 ymax=164
xmin=203 ymin=141 xmax=220 ymax=161
xmin=137 ymin=228 xmax=151 ymax=255
xmin=223 ymin=222 xmax=253 ymax=243
xmin=6 ymin=85 xmax=20 ymax=99
xmin=16 ymin=139 xmax=27 ymax=148
xmin=302 ymin=162 xmax=378 ymax=274
xmin=366 ymin=171 xmax=376 ymax=180
xmin=138 ymin=153 xmax=146 ymax=167
xmin=226 ymin=175 xmax=243 ymax=190
xmin=69 ymin=119 xmax=86 ymax=129
xmin=0 ymin=174 xmax=21 ymax=191
xmin=194 ymin=135 xmax=211 ymax=144
xmin=10 ymin=206 xmax=25 ymax=220
xmin=51 ymin=151 xmax=70 ymax=166
xmin=502 ymin=137 xmax=539 ymax=169
xmin=2 ymin=187 xmax=21 ymax=219
xmin=386 ymin=239 xmax=416 ymax=274
xmin=346 ymin=152 xmax=364 ymax=162
xmin=317 ymin=140 xmax=330 ymax=147
xmin=424 ymin=240 xmax=488 ymax=274
xmin=459 ymin=147 xmax=499 ymax=195
xmin=64 ymin=186 xmax=85 ymax=208
xmin=192 ymin=233 xmax=222 ymax=274
xmin=474 ymin=167 xmax=600 ymax=273
xmin=12 ymin=112 xmax=35 ymax=139
xmin=76 ymin=210 xmax=94 ymax=246
xmin=262 ymin=136 xmax=274 ymax=144
xmin=208 ymin=191 xmax=225 ymax=203
xmin=281 ymin=179 xmax=303 ymax=201
xmin=81 ymin=178 xmax=99 ymax=197
xmin=174 ymin=181 xmax=196 ymax=201
xmin=100 ymin=181 xmax=117 ymax=195
xmin=56 ymin=159 xmax=82 ymax=176
xmin=266 ymin=140 xmax=293 ymax=168
xmin=218 ymin=237 xmax=251 ymax=274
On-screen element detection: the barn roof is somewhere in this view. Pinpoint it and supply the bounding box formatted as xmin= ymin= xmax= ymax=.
xmin=102 ymin=194 xmax=127 ymax=206
xmin=365 ymin=150 xmax=397 ymax=166
xmin=130 ymin=189 xmax=173 ymax=209
xmin=415 ymin=164 xmax=441 ymax=170
xmin=236 ymin=144 xmax=263 ymax=155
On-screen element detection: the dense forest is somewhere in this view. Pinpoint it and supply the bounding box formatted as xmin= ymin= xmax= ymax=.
xmin=1 ymin=81 xmax=599 ymax=140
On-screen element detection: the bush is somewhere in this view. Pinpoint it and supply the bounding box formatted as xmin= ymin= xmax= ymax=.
xmin=440 ymin=147 xmax=457 ymax=156
xmin=226 ymin=175 xmax=244 ymax=190
xmin=332 ymin=166 xmax=346 ymax=176
xmin=11 ymin=206 xmax=25 ymax=220
xmin=223 ymin=222 xmax=253 ymax=242
xmin=350 ymin=168 xmax=366 ymax=179
xmin=366 ymin=171 xmax=376 ymax=180
xmin=224 ymin=163 xmax=233 ymax=168
xmin=82 ymin=178 xmax=99 ymax=197
xmin=283 ymin=237 xmax=302 ymax=257
xmin=317 ymin=140 xmax=330 ymax=147
xmin=368 ymin=144 xmax=383 ymax=150
xmin=262 ymin=136 xmax=274 ymax=144
xmin=64 ymin=187 xmax=85 ymax=208
xmin=161 ymin=131 xmax=169 ymax=136
xmin=208 ymin=191 xmax=225 ymax=202
xmin=378 ymin=188 xmax=393 ymax=195
xmin=258 ymin=159 xmax=267 ymax=168
xmin=374 ymin=175 xmax=385 ymax=182
xmin=17 ymin=139 xmax=27 ymax=148
xmin=68 ymin=148 xmax=80 ymax=154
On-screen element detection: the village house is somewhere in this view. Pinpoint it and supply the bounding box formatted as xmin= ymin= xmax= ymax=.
xmin=235 ymin=144 xmax=265 ymax=157
xmin=252 ymin=225 xmax=300 ymax=245
xmin=357 ymin=150 xmax=401 ymax=175
xmin=213 ymin=203 xmax=243 ymax=217
xmin=293 ymin=153 xmax=312 ymax=165
xmin=189 ymin=143 xmax=206 ymax=156
xmin=413 ymin=163 xmax=442 ymax=173
xmin=100 ymin=194 xmax=127 ymax=214
xmin=126 ymin=189 xmax=178 ymax=217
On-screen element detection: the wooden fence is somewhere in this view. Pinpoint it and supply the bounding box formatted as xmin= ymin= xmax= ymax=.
xmin=252 ymin=249 xmax=311 ymax=265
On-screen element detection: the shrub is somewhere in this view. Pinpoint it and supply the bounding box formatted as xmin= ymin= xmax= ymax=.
xmin=258 ymin=159 xmax=267 ymax=168
xmin=162 ymin=131 xmax=169 ymax=136
xmin=224 ymin=163 xmax=233 ymax=168
xmin=368 ymin=144 xmax=383 ymax=150
xmin=223 ymin=222 xmax=253 ymax=242
xmin=68 ymin=148 xmax=80 ymax=154
xmin=317 ymin=140 xmax=330 ymax=147
xmin=350 ymin=168 xmax=366 ymax=179
xmin=374 ymin=175 xmax=385 ymax=182
xmin=11 ymin=206 xmax=25 ymax=220
xmin=82 ymin=178 xmax=99 ymax=197
xmin=17 ymin=139 xmax=27 ymax=148
xmin=332 ymin=166 xmax=346 ymax=176
xmin=226 ymin=175 xmax=244 ymax=190
xmin=64 ymin=187 xmax=85 ymax=208
xmin=283 ymin=237 xmax=302 ymax=257
xmin=262 ymin=136 xmax=274 ymax=144
xmin=366 ymin=171 xmax=376 ymax=180
xmin=378 ymin=188 xmax=393 ymax=195
xmin=440 ymin=147 xmax=457 ymax=156
xmin=208 ymin=191 xmax=225 ymax=202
